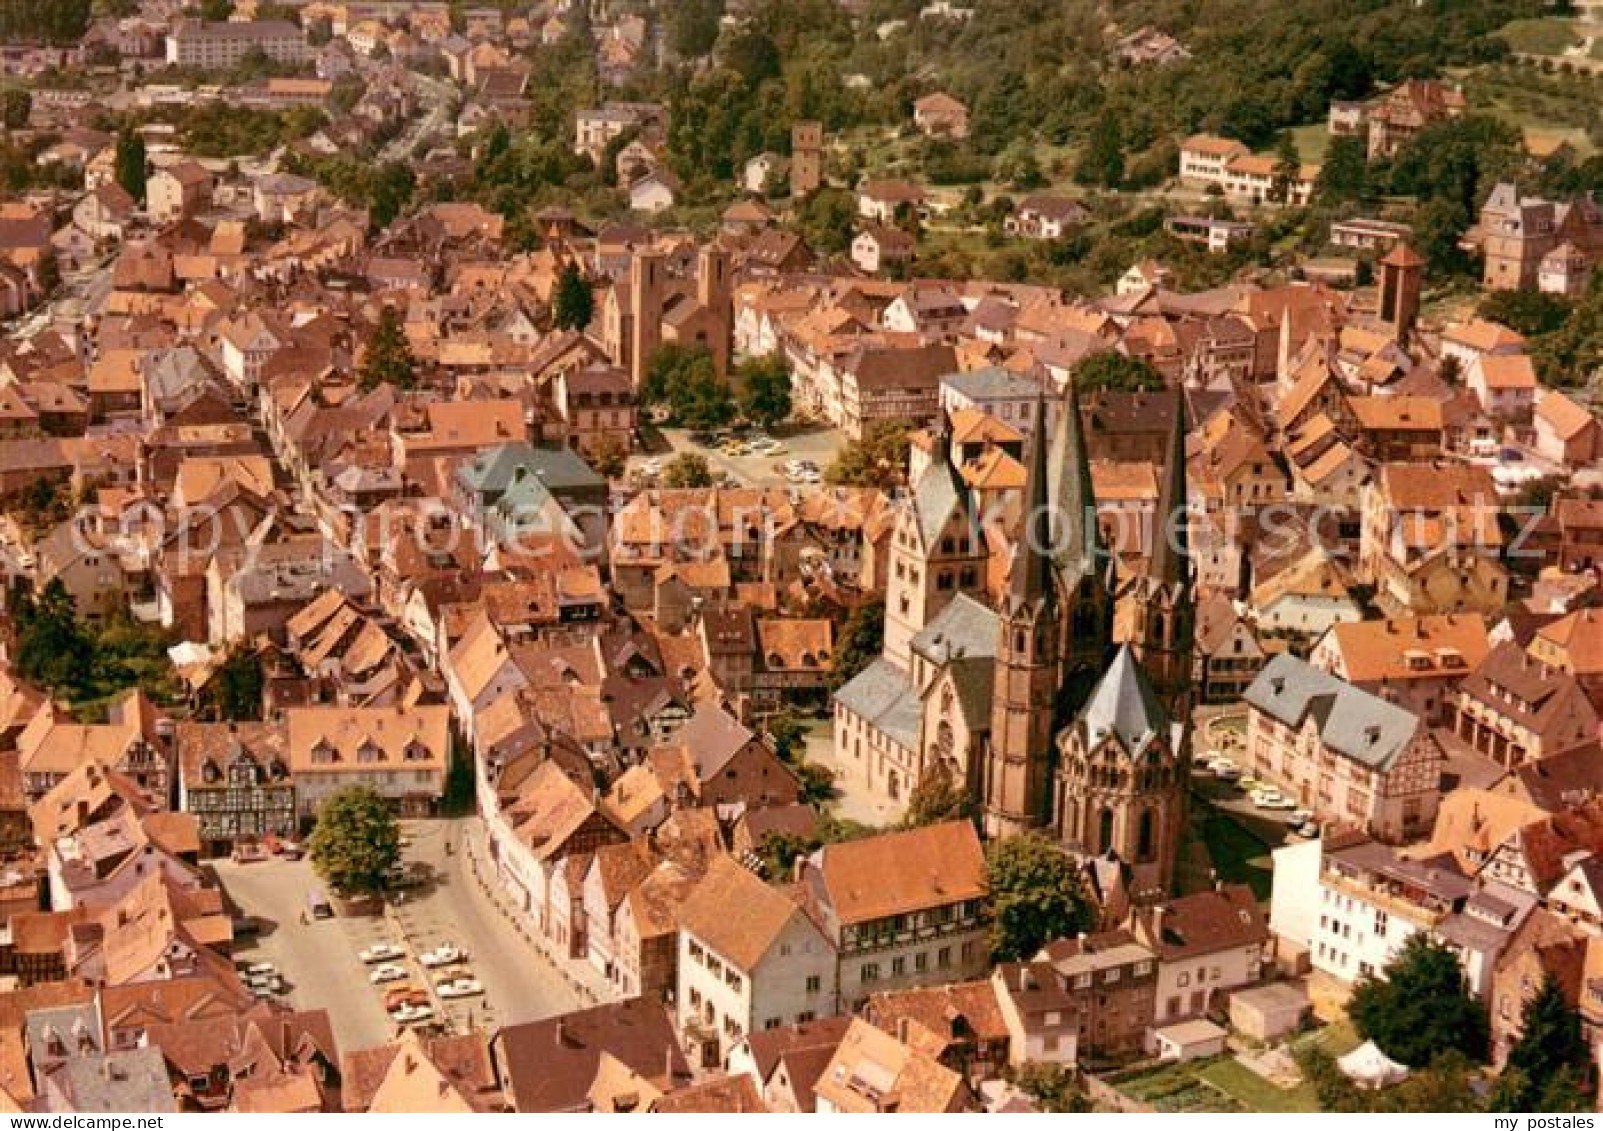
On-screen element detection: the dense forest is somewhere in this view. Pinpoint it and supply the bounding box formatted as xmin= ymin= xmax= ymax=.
xmin=0 ymin=0 xmax=91 ymax=45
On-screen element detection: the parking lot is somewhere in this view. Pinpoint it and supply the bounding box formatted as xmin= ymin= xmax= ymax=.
xmin=215 ymin=818 xmax=579 ymax=1052
xmin=630 ymin=422 xmax=847 ymax=488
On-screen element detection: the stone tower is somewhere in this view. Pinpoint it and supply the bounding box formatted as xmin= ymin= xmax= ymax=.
xmin=697 ymin=241 xmax=733 ymax=376
xmin=1053 ymin=645 xmax=1187 ymax=899
xmin=1378 ymin=242 xmax=1423 ymax=341
xmin=628 ymin=246 xmax=665 ymax=388
xmin=983 ymin=397 xmax=1063 ymax=838
xmin=1049 ymin=374 xmax=1116 ymax=728
xmin=1125 ymin=394 xmax=1195 ymax=722
xmin=882 ymin=424 xmax=987 ymax=670
xmin=790 ymin=120 xmax=823 ymax=198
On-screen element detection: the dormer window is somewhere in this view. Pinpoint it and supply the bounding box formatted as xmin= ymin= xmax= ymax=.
xmin=309 ymin=739 xmax=339 ymax=766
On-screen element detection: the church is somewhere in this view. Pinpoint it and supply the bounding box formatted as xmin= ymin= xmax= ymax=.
xmin=832 ymin=377 xmax=1195 ymax=899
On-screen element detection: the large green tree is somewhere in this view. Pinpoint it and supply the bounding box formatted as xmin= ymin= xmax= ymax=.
xmin=826 ymin=420 xmax=910 ymax=488
xmin=1072 ymin=350 xmax=1165 ymax=394
xmin=358 ymin=305 xmax=417 ymax=391
xmin=1349 ymin=933 xmax=1488 ymax=1066
xmin=986 ymin=834 xmax=1093 ymax=962
xmin=11 ymin=578 xmax=91 ymax=695
xmin=1490 ymin=972 xmax=1591 ymax=1112
xmin=662 ymin=452 xmax=715 ymax=488
xmin=552 ymin=262 xmax=594 ymax=331
xmin=115 ymin=130 xmax=146 ymax=203
xmin=309 ymin=787 xmax=400 ymax=896
xmin=828 ymin=599 xmax=883 ymax=691
xmin=208 ymin=647 xmax=264 ymax=722
xmin=642 ymin=345 xmax=736 ymax=430
xmin=737 ymin=352 xmax=792 ymax=428
xmin=1074 ymin=110 xmax=1123 ymax=189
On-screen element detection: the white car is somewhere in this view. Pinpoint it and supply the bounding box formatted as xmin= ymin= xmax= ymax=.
xmin=394 ymin=1004 xmax=435 ymax=1025
xmin=369 ymin=964 xmax=408 ymax=984
xmin=1251 ymin=789 xmax=1295 ymax=811
xmin=419 ymin=945 xmax=466 ymax=968
xmin=359 ymin=943 xmax=405 ymax=964
xmin=438 ymin=978 xmax=484 ymax=999
xmin=245 ymin=962 xmax=276 ymax=977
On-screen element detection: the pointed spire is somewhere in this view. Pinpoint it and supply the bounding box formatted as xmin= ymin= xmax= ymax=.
xmin=1148 ymin=390 xmax=1190 ymax=590
xmin=1048 ymin=371 xmax=1103 ymax=577
xmin=1008 ymin=393 xmax=1053 ymax=609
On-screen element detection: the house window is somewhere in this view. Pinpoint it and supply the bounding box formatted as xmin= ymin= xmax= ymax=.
xmin=861 ymin=964 xmax=880 ymax=984
xmin=805 ymin=975 xmax=821 ymax=993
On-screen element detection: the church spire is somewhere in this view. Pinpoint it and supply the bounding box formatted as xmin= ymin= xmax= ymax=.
xmin=1008 ymin=394 xmax=1053 ymax=610
xmin=1148 ymin=391 xmax=1190 ymax=591
xmin=1049 ymin=372 xmax=1103 ymax=582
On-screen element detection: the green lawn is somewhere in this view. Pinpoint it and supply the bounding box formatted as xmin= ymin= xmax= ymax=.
xmin=1115 ymin=1055 xmax=1318 ymax=1113
xmin=1196 ymin=1058 xmax=1320 ymax=1113
xmin=1497 ymin=17 xmax=1582 ymax=56
xmin=1289 ymin=122 xmax=1330 ymax=165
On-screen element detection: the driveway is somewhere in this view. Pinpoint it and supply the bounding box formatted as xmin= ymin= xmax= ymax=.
xmin=214 ymin=817 xmax=580 ymax=1053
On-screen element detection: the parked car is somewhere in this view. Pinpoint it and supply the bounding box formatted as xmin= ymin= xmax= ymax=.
xmin=359 ymin=943 xmax=405 ymax=964
xmin=1288 ymin=809 xmax=1314 ymax=826
xmin=1251 ymin=789 xmax=1295 ymax=811
xmin=1295 ymin=820 xmax=1321 ymax=839
xmin=394 ymin=1004 xmax=435 ymax=1025
xmin=419 ymin=945 xmax=466 ymax=968
xmin=383 ymin=986 xmax=420 ymax=1011
xmin=437 ymin=978 xmax=484 ymax=999
xmin=369 ymin=964 xmax=408 ymax=984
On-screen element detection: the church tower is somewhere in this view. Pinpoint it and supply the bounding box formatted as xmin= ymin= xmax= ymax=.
xmin=882 ymin=423 xmax=987 ymax=670
xmin=1127 ymin=394 xmax=1195 ymax=720
xmin=1053 ymin=645 xmax=1187 ymax=899
xmin=1048 ymin=375 xmax=1115 ymax=727
xmin=983 ymin=398 xmax=1062 ymax=838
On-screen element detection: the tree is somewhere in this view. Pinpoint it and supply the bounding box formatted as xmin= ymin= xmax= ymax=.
xmin=1071 ymin=351 xmax=1165 ymax=393
xmin=668 ymin=0 xmax=723 ymax=58
xmin=1013 ymin=1064 xmax=1091 ymax=1113
xmin=1478 ymin=289 xmax=1574 ymax=338
xmin=797 ymin=188 xmax=857 ymax=255
xmin=826 ymin=420 xmax=910 ymax=488
xmin=1349 ymin=933 xmax=1488 ymax=1066
xmin=114 ymin=129 xmax=146 ymax=203
xmin=309 ymin=787 xmax=400 ymax=896
xmin=199 ymin=0 xmax=234 ymax=19
xmin=35 ymin=251 xmax=59 ymax=297
xmin=589 ymin=437 xmax=626 ymax=480
xmin=11 ymin=578 xmax=91 ymax=695
xmin=209 ymin=647 xmax=264 ymax=721
xmin=828 ymin=599 xmax=883 ymax=691
xmin=986 ymin=834 xmax=1093 ymax=962
xmin=358 ymin=305 xmax=416 ymax=391
xmin=796 ymin=760 xmax=835 ymax=805
xmin=902 ymin=760 xmax=975 ymax=828
xmin=737 ymin=352 xmax=792 ymax=428
xmin=662 ymin=453 xmax=715 ymax=488
xmin=1490 ymin=972 xmax=1590 ymax=1111
xmin=1315 ymin=135 xmax=1369 ymax=206
xmin=768 ymin=710 xmax=807 ymax=763
xmin=1 ymin=88 xmax=29 ymax=130
xmin=1271 ymin=130 xmax=1301 ymax=204
xmin=642 ymin=345 xmax=736 ymax=430
xmin=552 ymin=262 xmax=594 ymax=331
xmin=1074 ymin=110 xmax=1123 ymax=189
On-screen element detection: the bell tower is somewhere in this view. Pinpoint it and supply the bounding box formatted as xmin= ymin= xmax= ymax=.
xmin=983 ymin=397 xmax=1062 ymax=837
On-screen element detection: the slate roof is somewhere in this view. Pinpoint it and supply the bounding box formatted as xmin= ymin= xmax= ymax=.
xmin=833 ymin=659 xmax=921 ymax=751
xmin=1078 ymin=645 xmax=1169 ymax=754
xmin=910 ymin=593 xmax=997 ymax=664
xmin=1244 ymin=653 xmax=1421 ymax=772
